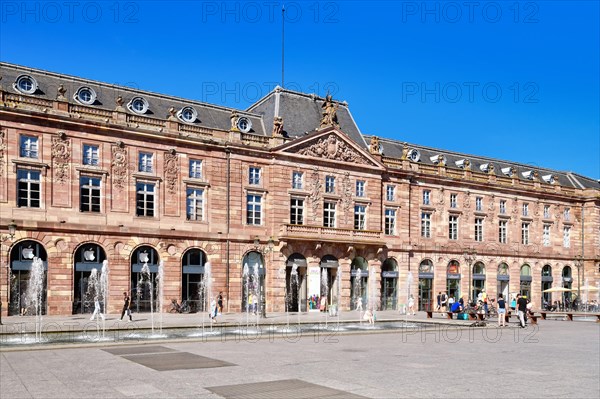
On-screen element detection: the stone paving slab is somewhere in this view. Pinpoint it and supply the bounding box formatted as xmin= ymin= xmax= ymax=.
xmin=121 ymin=351 xmax=235 ymax=371
xmin=206 ymin=379 xmax=366 ymax=399
xmin=102 ymin=345 xmax=176 ymax=355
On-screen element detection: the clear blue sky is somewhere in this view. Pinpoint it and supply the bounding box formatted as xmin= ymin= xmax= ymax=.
xmin=1 ymin=1 xmax=598 ymax=179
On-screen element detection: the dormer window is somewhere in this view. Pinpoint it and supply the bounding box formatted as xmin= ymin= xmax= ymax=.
xmin=480 ymin=163 xmax=491 ymax=173
xmin=407 ymin=149 xmax=420 ymax=162
xmin=522 ymin=170 xmax=535 ymax=180
xmin=292 ymin=171 xmax=303 ymax=190
xmin=128 ymin=97 xmax=149 ymax=114
xmin=237 ymin=117 xmax=252 ymax=133
xmin=542 ymin=174 xmax=556 ymax=184
xmin=14 ymin=75 xmax=38 ymax=95
xmin=501 ymin=167 xmax=515 ymax=177
xmin=74 ymin=87 xmax=97 ymax=105
xmin=178 ymin=106 xmax=198 ymax=123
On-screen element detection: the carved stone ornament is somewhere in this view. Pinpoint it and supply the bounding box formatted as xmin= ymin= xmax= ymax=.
xmin=51 ymin=133 xmax=71 ymax=184
xmin=369 ymin=136 xmax=381 ymax=155
xmin=342 ymin=172 xmax=353 ymax=211
xmin=488 ymin=194 xmax=495 ymax=211
xmin=272 ymin=116 xmax=284 ymax=137
xmin=308 ymin=167 xmax=322 ymax=222
xmin=230 ymin=110 xmax=239 ymax=131
xmin=298 ymin=135 xmax=368 ymax=165
xmin=164 ymin=151 xmax=179 ymax=194
xmin=116 ymin=96 xmax=124 ymax=107
xmin=319 ymin=94 xmax=339 ymax=128
xmin=111 ymin=144 xmax=128 ymax=190
xmin=512 ymin=198 xmax=519 ymax=216
xmin=57 ymin=84 xmax=67 ymax=100
xmin=438 ymin=187 xmax=445 ymax=205
xmin=0 ymin=129 xmax=6 ymax=177
xmin=463 ymin=191 xmax=471 ymax=208
xmin=401 ymin=143 xmax=409 ymax=160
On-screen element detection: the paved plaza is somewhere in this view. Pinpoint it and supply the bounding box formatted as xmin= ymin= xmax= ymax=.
xmin=1 ymin=311 xmax=599 ymax=398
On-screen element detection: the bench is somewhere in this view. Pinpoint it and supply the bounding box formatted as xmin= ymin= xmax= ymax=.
xmin=426 ymin=310 xmax=455 ymax=320
xmin=539 ymin=311 xmax=600 ymax=322
xmin=502 ymin=311 xmax=538 ymax=325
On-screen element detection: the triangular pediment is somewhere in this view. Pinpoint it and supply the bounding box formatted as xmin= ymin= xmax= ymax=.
xmin=275 ymin=128 xmax=383 ymax=169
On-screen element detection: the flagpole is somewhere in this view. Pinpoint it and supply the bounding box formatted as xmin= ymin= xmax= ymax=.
xmin=282 ymin=5 xmax=285 ymax=88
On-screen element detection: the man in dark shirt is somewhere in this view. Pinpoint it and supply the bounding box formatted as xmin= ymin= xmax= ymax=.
xmin=517 ymin=294 xmax=528 ymax=328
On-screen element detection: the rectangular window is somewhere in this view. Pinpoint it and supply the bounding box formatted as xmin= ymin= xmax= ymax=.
xmin=189 ymin=159 xmax=203 ymax=179
xmin=186 ymin=188 xmax=204 ymax=221
xmin=499 ymin=200 xmax=506 ymax=214
xmin=249 ymin=167 xmax=261 ymax=185
xmin=423 ymin=190 xmax=430 ymax=205
xmin=385 ymin=209 xmax=396 ymax=235
xmin=136 ymin=182 xmax=155 ymax=217
xmin=292 ymin=171 xmax=303 ymax=190
xmin=246 ymin=194 xmax=262 ymax=225
xmin=354 ymin=204 xmax=366 ymax=230
xmin=449 ymin=215 xmax=458 ymax=240
xmin=325 ymin=176 xmax=335 ymax=193
xmin=543 ymin=205 xmax=550 ymax=219
xmin=522 ymin=203 xmax=529 ymax=217
xmin=83 ymin=144 xmax=99 ymax=166
xmin=563 ymin=226 xmax=571 ymax=248
xmin=521 ymin=222 xmax=530 ymax=245
xmin=421 ymin=213 xmax=431 ymax=238
xmin=475 ymin=197 xmax=483 ymax=211
xmin=387 ymin=185 xmax=395 ymax=202
xmin=475 ymin=218 xmax=483 ymax=242
xmin=138 ymin=152 xmax=153 ymax=173
xmin=17 ymin=169 xmax=41 ymax=208
xmin=450 ymin=193 xmax=457 ymax=208
xmin=80 ymin=176 xmax=101 ymax=213
xmin=543 ymin=224 xmax=551 ymax=246
xmin=564 ymin=208 xmax=570 ymax=221
xmin=290 ymin=198 xmax=304 ymax=225
xmin=499 ymin=220 xmax=507 ymax=244
xmin=356 ymin=180 xmax=365 ymax=197
xmin=323 ymin=201 xmax=336 ymax=228
xmin=20 ymin=135 xmax=39 ymax=158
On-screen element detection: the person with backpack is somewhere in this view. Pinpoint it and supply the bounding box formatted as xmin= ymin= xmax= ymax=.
xmin=436 ymin=292 xmax=441 ymax=311
xmin=441 ymin=292 xmax=448 ymax=311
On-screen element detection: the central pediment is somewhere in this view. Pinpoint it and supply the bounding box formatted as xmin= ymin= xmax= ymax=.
xmin=275 ymin=128 xmax=382 ymax=168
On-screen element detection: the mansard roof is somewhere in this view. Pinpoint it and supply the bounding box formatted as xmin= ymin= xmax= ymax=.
xmin=0 ymin=62 xmax=267 ymax=136
xmin=366 ymin=135 xmax=600 ymax=190
xmin=247 ymin=87 xmax=367 ymax=148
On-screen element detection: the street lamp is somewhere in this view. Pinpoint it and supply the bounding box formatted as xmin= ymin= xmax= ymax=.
xmin=1 ymin=221 xmax=17 ymax=325
xmin=464 ymin=248 xmax=476 ymax=305
xmin=575 ymin=255 xmax=583 ymax=308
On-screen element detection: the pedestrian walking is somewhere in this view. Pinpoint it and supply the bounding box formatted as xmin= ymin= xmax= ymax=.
xmin=217 ymin=291 xmax=224 ymax=314
xmin=120 ymin=291 xmax=132 ymax=322
xmin=517 ymin=294 xmax=528 ymax=328
xmin=497 ymin=293 xmax=507 ymax=327
xmin=436 ymin=292 xmax=441 ymax=311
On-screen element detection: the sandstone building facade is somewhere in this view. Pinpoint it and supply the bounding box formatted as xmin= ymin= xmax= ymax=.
xmin=1 ymin=62 xmax=599 ymax=316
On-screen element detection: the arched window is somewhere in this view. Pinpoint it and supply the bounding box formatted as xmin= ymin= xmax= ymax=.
xmin=418 ymin=259 xmax=434 ymax=311
xmin=497 ymin=262 xmax=509 ymax=300
xmin=286 ymin=253 xmax=307 ymax=312
xmin=182 ymin=248 xmax=207 ymax=312
xmin=9 ymin=241 xmax=48 ymax=316
xmin=381 ymin=258 xmax=398 ymax=310
xmin=520 ymin=263 xmax=532 ymax=298
xmin=242 ymin=251 xmax=265 ymax=313
xmin=350 ymin=257 xmax=369 ymax=310
xmin=131 ymin=246 xmax=160 ymax=313
xmin=472 ymin=262 xmax=486 ymax=301
xmin=73 ymin=244 xmax=107 ymax=314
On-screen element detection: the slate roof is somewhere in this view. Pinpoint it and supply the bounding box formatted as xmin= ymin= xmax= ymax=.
xmin=365 ymin=135 xmax=600 ymax=190
xmin=1 ymin=61 xmax=597 ymax=190
xmin=0 ymin=62 xmax=266 ymax=136
xmin=247 ymin=87 xmax=368 ymax=148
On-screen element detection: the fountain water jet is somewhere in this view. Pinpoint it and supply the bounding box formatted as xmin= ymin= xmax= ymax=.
xmin=25 ymin=257 xmax=45 ymax=342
